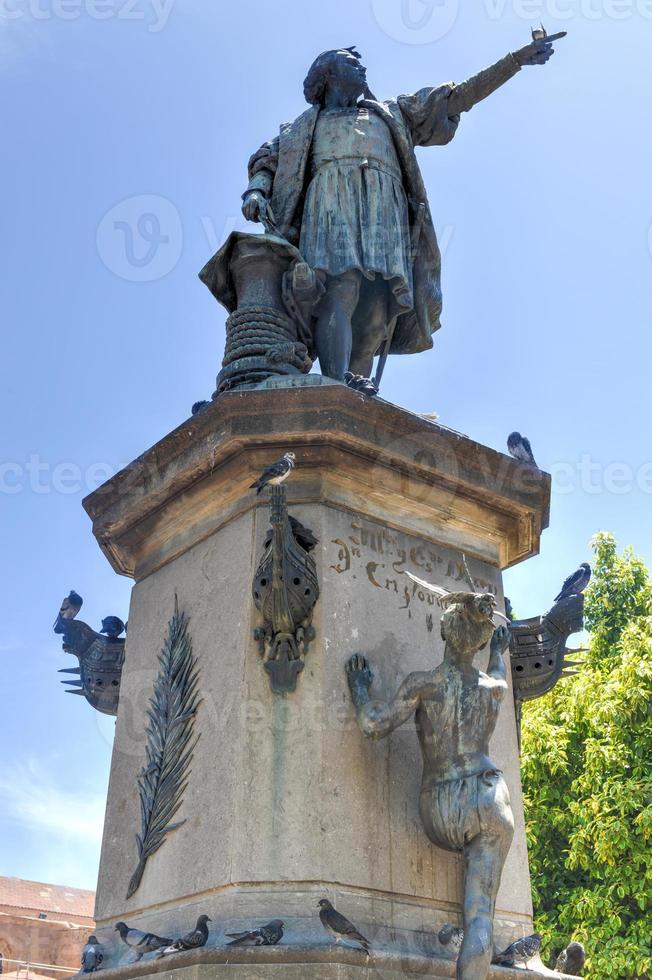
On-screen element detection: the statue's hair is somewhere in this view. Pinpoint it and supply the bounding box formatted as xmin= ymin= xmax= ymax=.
xmin=440 ymin=594 xmax=495 ymax=657
xmin=303 ymin=46 xmax=362 ymax=106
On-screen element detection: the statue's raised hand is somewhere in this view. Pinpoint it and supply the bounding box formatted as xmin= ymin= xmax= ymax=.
xmin=242 ymin=190 xmax=268 ymax=224
xmin=491 ymin=624 xmax=511 ymax=656
xmin=514 ymin=38 xmax=556 ymax=67
xmin=346 ymin=654 xmax=373 ymax=705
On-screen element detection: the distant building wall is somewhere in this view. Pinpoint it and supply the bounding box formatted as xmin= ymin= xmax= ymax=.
xmin=0 ymin=878 xmax=95 ymax=979
xmin=0 ymin=913 xmax=89 ymax=976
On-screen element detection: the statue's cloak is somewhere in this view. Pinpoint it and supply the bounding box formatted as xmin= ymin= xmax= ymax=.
xmin=247 ymin=85 xmax=460 ymax=355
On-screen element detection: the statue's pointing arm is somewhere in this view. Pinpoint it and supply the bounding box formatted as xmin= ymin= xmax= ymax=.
xmin=346 ymin=655 xmax=426 ymax=739
xmin=242 ymin=135 xmax=280 ymax=223
xmin=446 ymin=53 xmax=522 ymax=117
xmin=398 ymin=38 xmax=557 ymax=145
xmin=447 ymin=36 xmax=558 ymax=117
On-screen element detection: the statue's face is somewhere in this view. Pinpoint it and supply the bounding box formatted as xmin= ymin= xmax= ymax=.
xmin=329 ymin=50 xmax=367 ymax=99
xmin=475 ymin=594 xmax=496 ymax=622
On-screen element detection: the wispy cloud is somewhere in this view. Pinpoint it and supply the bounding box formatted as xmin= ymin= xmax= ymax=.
xmin=0 ymin=757 xmax=107 ymax=889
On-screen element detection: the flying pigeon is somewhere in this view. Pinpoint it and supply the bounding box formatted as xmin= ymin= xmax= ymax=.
xmin=249 ymin=453 xmax=296 ymax=494
xmin=158 ymin=915 xmax=211 ymax=955
xmin=114 ymin=922 xmax=173 ymax=960
xmin=81 ymin=936 xmax=103 ymax=973
xmin=494 ymin=932 xmax=542 ymax=969
xmin=53 ymin=590 xmax=83 ymax=629
xmin=225 ymin=919 xmax=284 ymax=947
xmin=554 ymin=563 xmax=591 ymax=602
xmin=318 ymin=899 xmax=370 ymax=956
xmin=555 ymin=941 xmax=586 ymax=975
xmin=507 ymin=432 xmax=537 ymax=466
xmin=438 ymin=924 xmax=464 ymax=957
xmin=100 ymin=616 xmax=126 ymax=638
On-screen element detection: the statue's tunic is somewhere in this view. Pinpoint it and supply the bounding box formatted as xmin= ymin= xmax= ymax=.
xmin=299 ymin=107 xmax=413 ymax=316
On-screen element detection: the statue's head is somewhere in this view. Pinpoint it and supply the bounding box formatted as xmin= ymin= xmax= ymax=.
xmin=440 ymin=592 xmax=497 ymax=659
xmin=303 ymin=46 xmax=368 ymax=106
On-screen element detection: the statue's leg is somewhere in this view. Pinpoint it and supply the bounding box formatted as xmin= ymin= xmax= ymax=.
xmin=313 ymin=271 xmax=361 ymax=381
xmin=457 ymin=776 xmax=514 ymax=980
xmin=349 ymin=278 xmax=388 ymax=378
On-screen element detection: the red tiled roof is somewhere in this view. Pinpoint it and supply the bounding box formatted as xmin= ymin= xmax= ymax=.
xmin=0 ymin=877 xmax=95 ymax=919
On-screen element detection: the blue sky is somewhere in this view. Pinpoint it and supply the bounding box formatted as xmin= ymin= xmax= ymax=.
xmin=1 ymin=0 xmax=651 ymax=890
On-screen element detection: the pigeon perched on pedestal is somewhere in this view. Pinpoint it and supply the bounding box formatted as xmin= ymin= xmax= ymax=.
xmin=318 ymin=899 xmax=370 ymax=956
xmin=225 ymin=919 xmax=284 ymax=947
xmin=159 ymin=915 xmax=211 ymax=954
xmin=507 ymin=432 xmax=537 ymax=466
xmin=438 ymin=923 xmax=464 ymax=957
xmin=114 ymin=922 xmax=173 ymax=960
xmin=81 ymin=936 xmax=103 ymax=973
xmin=555 ymin=941 xmax=586 ymax=975
xmin=53 ymin=590 xmax=83 ymax=629
xmin=494 ymin=932 xmax=542 ymax=969
xmin=555 ymin=563 xmax=591 ymax=602
xmin=191 ymin=400 xmax=210 ymax=415
xmin=249 ymin=453 xmax=296 ymax=494
xmin=100 ymin=616 xmax=126 ymax=638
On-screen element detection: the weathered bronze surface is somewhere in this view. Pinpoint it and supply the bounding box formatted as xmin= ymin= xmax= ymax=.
xmin=199 ymin=233 xmax=321 ymax=393
xmin=55 ymin=609 xmax=125 ymax=716
xmin=252 ymin=484 xmax=319 ymax=693
xmin=347 ymin=596 xmax=514 ymax=980
xmin=509 ymin=593 xmax=585 ymax=747
xmin=82 ymin=386 xmax=551 ymax=581
xmin=127 ymin=598 xmax=201 ymax=899
xmin=200 ymin=37 xmax=560 ymax=391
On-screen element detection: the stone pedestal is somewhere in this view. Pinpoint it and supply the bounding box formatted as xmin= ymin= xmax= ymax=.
xmin=84 ymin=385 xmax=562 ymax=976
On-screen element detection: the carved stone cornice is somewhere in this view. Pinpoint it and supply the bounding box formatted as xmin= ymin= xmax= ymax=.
xmin=83 ymin=385 xmax=550 ymax=580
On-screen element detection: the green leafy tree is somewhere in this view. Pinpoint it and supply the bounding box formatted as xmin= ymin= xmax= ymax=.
xmin=521 ymin=533 xmax=652 ymax=978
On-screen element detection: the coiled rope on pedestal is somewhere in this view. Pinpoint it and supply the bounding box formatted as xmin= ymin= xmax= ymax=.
xmin=222 ymin=306 xmax=310 ymax=372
